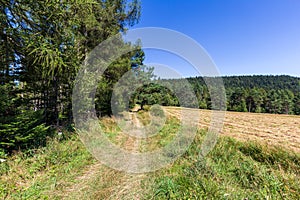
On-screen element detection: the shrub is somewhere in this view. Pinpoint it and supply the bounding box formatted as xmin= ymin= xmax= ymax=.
xmin=0 ymin=84 xmax=51 ymax=153
xmin=150 ymin=104 xmax=165 ymax=117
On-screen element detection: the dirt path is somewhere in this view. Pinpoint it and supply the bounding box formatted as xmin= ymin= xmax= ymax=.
xmin=164 ymin=106 xmax=300 ymax=153
xmin=108 ymin=113 xmax=147 ymax=200
xmin=60 ymin=113 xmax=148 ymax=199
xmin=63 ymin=163 xmax=103 ymax=195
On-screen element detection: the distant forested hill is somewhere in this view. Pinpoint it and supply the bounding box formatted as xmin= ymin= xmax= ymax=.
xmin=186 ymin=75 xmax=299 ymax=92
xmin=222 ymin=75 xmax=300 ymax=93
xmin=134 ymin=75 xmax=300 ymax=115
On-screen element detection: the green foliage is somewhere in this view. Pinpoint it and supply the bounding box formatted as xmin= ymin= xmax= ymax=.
xmin=0 ymin=0 xmax=142 ymax=151
xmin=144 ymin=75 xmax=299 ymax=115
xmin=132 ymin=82 xmax=179 ymax=110
xmin=0 ymin=84 xmax=51 ymax=153
xmin=294 ymin=93 xmax=300 ymax=115
xmin=0 ymin=110 xmax=50 ymax=152
xmin=95 ymin=48 xmax=145 ymax=116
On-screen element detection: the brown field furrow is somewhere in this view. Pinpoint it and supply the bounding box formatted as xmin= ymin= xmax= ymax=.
xmin=164 ymin=106 xmax=300 ymax=153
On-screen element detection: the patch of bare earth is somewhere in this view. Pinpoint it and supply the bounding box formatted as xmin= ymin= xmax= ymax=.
xmin=108 ymin=113 xmax=147 ymax=200
xmin=164 ymin=106 xmax=300 ymax=153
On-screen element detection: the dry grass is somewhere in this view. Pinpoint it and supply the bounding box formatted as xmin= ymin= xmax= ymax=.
xmin=46 ymin=114 xmax=150 ymax=200
xmin=164 ymin=106 xmax=300 ymax=153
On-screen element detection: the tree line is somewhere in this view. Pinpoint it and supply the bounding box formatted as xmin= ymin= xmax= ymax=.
xmin=133 ymin=75 xmax=300 ymax=115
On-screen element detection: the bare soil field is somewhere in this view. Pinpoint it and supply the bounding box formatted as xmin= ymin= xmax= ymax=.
xmin=164 ymin=106 xmax=300 ymax=153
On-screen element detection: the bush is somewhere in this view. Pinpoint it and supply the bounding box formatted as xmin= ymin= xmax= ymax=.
xmin=0 ymin=83 xmax=51 ymax=153
xmin=0 ymin=109 xmax=51 ymax=153
xmin=150 ymin=104 xmax=165 ymax=117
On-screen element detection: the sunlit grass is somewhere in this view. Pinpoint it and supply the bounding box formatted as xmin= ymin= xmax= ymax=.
xmin=148 ymin=131 xmax=300 ymax=199
xmin=1 ymin=112 xmax=299 ymax=199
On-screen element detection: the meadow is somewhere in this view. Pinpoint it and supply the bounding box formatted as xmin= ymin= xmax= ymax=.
xmin=1 ymin=107 xmax=300 ymax=199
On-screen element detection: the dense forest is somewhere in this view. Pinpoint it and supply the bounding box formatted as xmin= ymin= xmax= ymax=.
xmin=0 ymin=0 xmax=142 ymax=153
xmin=134 ymin=75 xmax=300 ymax=115
xmin=191 ymin=75 xmax=300 ymax=114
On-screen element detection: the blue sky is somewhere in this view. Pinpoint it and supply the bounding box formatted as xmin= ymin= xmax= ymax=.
xmin=132 ymin=0 xmax=300 ymax=77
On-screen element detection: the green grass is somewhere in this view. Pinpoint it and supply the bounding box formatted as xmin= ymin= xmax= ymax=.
xmin=148 ymin=130 xmax=300 ymax=199
xmin=1 ymin=114 xmax=299 ymax=199
xmin=0 ymin=133 xmax=96 ymax=199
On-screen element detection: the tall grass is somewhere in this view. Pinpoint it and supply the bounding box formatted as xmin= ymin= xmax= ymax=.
xmin=1 ymin=114 xmax=299 ymax=199
xmin=149 ymin=129 xmax=300 ymax=199
xmin=0 ymin=133 xmax=95 ymax=199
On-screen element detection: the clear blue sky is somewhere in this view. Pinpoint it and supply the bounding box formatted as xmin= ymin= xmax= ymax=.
xmin=132 ymin=0 xmax=300 ymax=77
